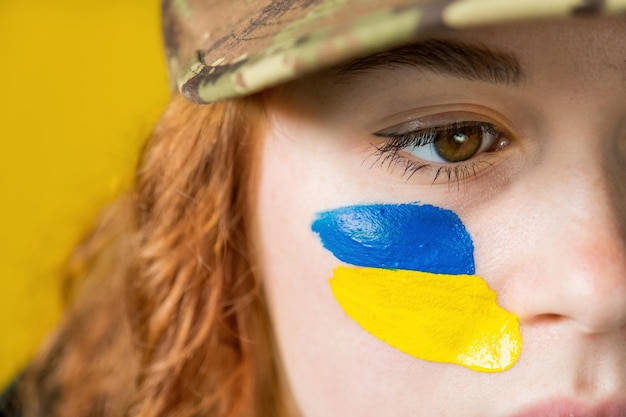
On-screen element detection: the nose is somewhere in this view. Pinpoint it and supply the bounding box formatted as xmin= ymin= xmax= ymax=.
xmin=501 ymin=143 xmax=626 ymax=335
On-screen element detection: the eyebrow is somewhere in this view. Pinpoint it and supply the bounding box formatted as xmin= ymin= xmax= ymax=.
xmin=334 ymin=39 xmax=525 ymax=87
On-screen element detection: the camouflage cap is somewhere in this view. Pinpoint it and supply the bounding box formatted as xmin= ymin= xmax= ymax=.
xmin=162 ymin=0 xmax=626 ymax=104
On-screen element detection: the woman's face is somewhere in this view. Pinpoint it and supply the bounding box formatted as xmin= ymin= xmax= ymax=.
xmin=253 ymin=17 xmax=626 ymax=417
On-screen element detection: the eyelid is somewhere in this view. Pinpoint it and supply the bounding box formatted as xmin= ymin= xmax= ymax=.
xmin=374 ymin=120 xmax=499 ymax=141
xmin=370 ymin=105 xmax=516 ymax=135
xmin=374 ymin=112 xmax=504 ymax=136
xmin=375 ymin=119 xmax=429 ymax=136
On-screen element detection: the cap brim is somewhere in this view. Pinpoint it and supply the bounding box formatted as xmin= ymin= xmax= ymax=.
xmin=166 ymin=0 xmax=626 ymax=103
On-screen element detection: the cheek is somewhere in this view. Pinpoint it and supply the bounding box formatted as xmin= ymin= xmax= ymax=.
xmin=255 ymin=189 xmax=516 ymax=415
xmin=253 ymin=132 xmax=368 ymax=414
xmin=253 ymin=131 xmax=439 ymax=415
xmin=312 ymin=203 xmax=521 ymax=373
xmin=252 ymin=121 xmax=520 ymax=416
xmin=253 ymin=132 xmax=336 ymax=337
xmin=253 ymin=132 xmax=338 ymax=295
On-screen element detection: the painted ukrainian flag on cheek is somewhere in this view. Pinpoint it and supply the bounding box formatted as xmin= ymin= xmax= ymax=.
xmin=311 ymin=203 xmax=521 ymax=373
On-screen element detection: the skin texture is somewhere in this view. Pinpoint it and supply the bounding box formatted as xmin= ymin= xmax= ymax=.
xmin=253 ymin=18 xmax=626 ymax=417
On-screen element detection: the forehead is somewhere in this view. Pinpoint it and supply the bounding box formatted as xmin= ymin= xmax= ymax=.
xmin=459 ymin=17 xmax=626 ymax=71
xmin=455 ymin=18 xmax=626 ymax=99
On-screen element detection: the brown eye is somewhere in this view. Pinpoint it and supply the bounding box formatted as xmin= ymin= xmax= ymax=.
xmin=397 ymin=122 xmax=504 ymax=164
xmin=375 ymin=121 xmax=507 ymax=165
xmin=433 ymin=125 xmax=483 ymax=162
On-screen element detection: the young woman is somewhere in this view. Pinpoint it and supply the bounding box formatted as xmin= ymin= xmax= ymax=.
xmin=4 ymin=1 xmax=626 ymax=416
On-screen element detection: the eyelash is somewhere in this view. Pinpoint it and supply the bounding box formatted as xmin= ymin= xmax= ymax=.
xmin=371 ymin=121 xmax=506 ymax=185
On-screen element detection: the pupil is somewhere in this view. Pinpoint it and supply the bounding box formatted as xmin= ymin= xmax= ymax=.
xmin=434 ymin=126 xmax=483 ymax=163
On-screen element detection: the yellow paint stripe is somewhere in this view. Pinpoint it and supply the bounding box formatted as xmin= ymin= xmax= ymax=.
xmin=330 ymin=266 xmax=521 ymax=372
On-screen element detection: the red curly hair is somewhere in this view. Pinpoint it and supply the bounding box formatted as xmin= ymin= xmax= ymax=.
xmin=20 ymin=95 xmax=293 ymax=417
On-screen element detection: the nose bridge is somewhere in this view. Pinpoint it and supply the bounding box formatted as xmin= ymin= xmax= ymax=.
xmin=509 ymin=139 xmax=626 ymax=334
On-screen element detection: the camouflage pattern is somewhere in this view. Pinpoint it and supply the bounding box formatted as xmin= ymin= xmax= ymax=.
xmin=162 ymin=0 xmax=626 ymax=104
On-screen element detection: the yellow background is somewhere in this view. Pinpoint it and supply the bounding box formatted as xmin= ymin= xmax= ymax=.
xmin=0 ymin=0 xmax=169 ymax=385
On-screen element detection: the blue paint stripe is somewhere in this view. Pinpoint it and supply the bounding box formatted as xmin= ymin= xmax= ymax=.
xmin=312 ymin=203 xmax=475 ymax=275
